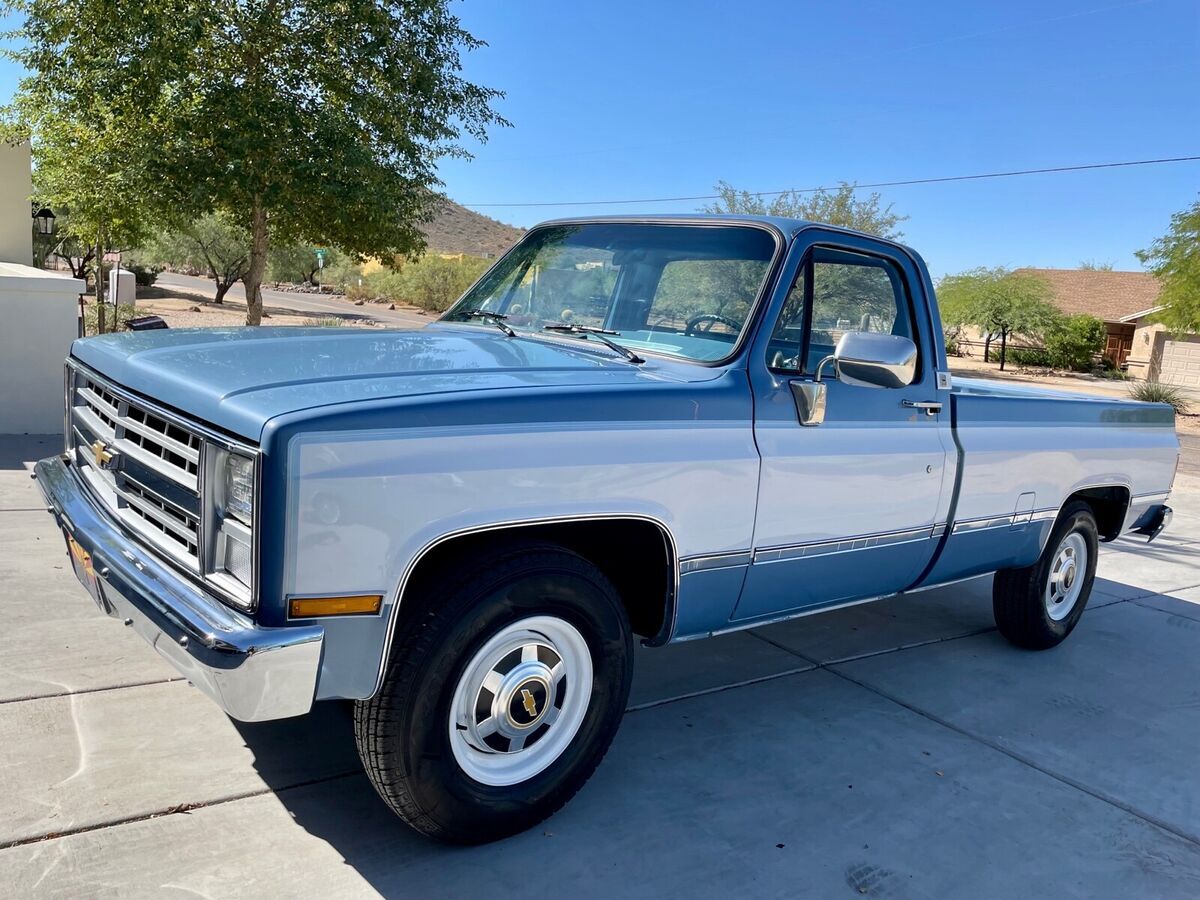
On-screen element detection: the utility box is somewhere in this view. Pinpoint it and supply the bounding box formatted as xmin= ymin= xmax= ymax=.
xmin=0 ymin=264 xmax=85 ymax=434
xmin=108 ymin=267 xmax=136 ymax=306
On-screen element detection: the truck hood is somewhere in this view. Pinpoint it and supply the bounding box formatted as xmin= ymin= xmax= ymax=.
xmin=71 ymin=324 xmax=708 ymax=440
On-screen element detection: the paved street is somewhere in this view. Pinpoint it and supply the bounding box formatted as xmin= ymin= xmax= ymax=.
xmin=2 ymin=435 xmax=1199 ymax=898
xmin=155 ymin=272 xmax=432 ymax=327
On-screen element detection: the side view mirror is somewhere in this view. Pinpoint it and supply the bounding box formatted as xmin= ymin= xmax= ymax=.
xmin=790 ymin=332 xmax=918 ymax=426
xmin=820 ymin=332 xmax=918 ymax=389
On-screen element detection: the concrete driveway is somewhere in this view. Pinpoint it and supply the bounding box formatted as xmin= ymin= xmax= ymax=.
xmin=2 ymin=435 xmax=1199 ymax=898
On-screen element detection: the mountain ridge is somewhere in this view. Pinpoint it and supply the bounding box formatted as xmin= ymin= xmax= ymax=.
xmin=423 ymin=198 xmax=525 ymax=258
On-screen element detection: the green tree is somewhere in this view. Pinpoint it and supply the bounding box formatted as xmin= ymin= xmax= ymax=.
xmin=146 ymin=215 xmax=251 ymax=304
xmin=1137 ymin=198 xmax=1200 ymax=335
xmin=1045 ymin=314 xmax=1106 ymax=371
xmin=267 ymin=244 xmax=340 ymax=287
xmin=704 ymin=181 xmax=907 ymax=240
xmin=938 ymin=267 xmax=1061 ymax=371
xmin=5 ymin=0 xmax=505 ymax=326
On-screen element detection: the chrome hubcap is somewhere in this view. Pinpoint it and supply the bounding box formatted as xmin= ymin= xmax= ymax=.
xmin=449 ymin=616 xmax=592 ymax=786
xmin=1046 ymin=532 xmax=1087 ymax=621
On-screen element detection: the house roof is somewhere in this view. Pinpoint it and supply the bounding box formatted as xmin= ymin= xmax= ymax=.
xmin=1014 ymin=268 xmax=1162 ymax=324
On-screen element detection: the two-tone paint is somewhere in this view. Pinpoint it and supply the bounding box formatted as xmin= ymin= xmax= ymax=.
xmin=58 ymin=215 xmax=1179 ymax=714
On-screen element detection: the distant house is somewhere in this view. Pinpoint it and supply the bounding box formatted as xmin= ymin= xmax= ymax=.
xmin=1014 ymin=268 xmax=1199 ymax=385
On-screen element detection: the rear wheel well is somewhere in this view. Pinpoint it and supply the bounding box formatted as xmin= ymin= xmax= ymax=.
xmin=400 ymin=519 xmax=675 ymax=642
xmin=1065 ymin=486 xmax=1130 ymax=541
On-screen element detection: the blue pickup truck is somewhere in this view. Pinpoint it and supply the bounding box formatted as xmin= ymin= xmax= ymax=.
xmin=36 ymin=216 xmax=1178 ymax=843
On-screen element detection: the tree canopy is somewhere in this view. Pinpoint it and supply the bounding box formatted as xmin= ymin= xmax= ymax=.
xmin=703 ymin=181 xmax=907 ymax=240
xmin=4 ymin=0 xmax=506 ymax=324
xmin=1137 ymin=198 xmax=1200 ymax=335
xmin=938 ymin=267 xmax=1060 ymax=370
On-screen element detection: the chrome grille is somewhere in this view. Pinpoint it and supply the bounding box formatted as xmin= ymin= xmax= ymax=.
xmin=68 ymin=370 xmax=203 ymax=568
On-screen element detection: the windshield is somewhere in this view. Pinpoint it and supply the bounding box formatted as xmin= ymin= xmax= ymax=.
xmin=442 ymin=222 xmax=779 ymax=363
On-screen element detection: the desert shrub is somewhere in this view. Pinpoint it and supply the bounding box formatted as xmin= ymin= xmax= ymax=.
xmin=1129 ymin=380 xmax=1190 ymax=413
xmin=300 ymin=317 xmax=345 ymax=327
xmin=126 ymin=263 xmax=159 ymax=286
xmin=1045 ymin=314 xmax=1106 ymax=371
xmin=83 ymin=302 xmax=139 ymax=335
xmin=348 ymin=255 xmax=490 ymax=311
xmin=1006 ymin=347 xmax=1049 ymax=367
xmin=394 ymin=254 xmax=490 ymax=311
xmin=320 ymin=255 xmax=365 ymax=293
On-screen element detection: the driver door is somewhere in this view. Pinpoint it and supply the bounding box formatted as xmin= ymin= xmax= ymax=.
xmin=733 ymin=232 xmax=953 ymax=622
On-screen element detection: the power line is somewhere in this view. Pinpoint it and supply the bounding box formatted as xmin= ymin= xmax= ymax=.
xmin=461 ymin=154 xmax=1200 ymax=209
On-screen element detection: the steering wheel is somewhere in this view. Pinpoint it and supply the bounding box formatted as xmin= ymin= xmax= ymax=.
xmin=685 ymin=313 xmax=741 ymax=336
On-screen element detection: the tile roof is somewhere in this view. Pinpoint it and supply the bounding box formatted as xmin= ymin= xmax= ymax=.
xmin=1014 ymin=268 xmax=1162 ymax=323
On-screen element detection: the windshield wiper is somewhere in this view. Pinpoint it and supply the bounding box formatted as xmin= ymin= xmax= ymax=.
xmin=458 ymin=308 xmax=516 ymax=337
xmin=542 ymin=324 xmax=645 ymax=364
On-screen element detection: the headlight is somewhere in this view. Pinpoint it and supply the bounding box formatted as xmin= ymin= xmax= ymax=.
xmin=205 ymin=447 xmax=256 ymax=605
xmin=223 ymin=453 xmax=255 ymax=525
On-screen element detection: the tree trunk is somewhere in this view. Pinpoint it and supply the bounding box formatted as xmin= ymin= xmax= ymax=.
xmin=999 ymin=329 xmax=1008 ymax=371
xmin=95 ymin=234 xmax=106 ymax=335
xmin=214 ymin=280 xmax=230 ymax=304
xmin=243 ymin=199 xmax=269 ymax=326
xmin=983 ymin=332 xmax=991 ymax=364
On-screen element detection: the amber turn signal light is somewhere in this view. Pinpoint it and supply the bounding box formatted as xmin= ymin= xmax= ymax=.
xmin=289 ymin=594 xmax=382 ymax=618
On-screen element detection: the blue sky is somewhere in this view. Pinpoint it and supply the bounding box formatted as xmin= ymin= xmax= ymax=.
xmin=2 ymin=0 xmax=1197 ymax=277
xmin=435 ymin=0 xmax=1199 ymax=276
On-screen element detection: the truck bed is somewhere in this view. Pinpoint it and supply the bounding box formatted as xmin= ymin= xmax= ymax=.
xmin=916 ymin=376 xmax=1179 ymax=587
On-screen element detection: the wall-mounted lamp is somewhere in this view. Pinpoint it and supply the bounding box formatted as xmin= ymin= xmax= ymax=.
xmin=33 ymin=207 xmax=56 ymax=236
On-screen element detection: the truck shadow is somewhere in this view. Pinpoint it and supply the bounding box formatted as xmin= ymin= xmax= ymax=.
xmin=0 ymin=433 xmax=58 ymax=470
xmin=230 ymin=574 xmax=1200 ymax=895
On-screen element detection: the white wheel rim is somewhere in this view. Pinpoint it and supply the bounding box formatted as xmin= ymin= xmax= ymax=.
xmin=449 ymin=615 xmax=593 ymax=787
xmin=1045 ymin=531 xmax=1087 ymax=622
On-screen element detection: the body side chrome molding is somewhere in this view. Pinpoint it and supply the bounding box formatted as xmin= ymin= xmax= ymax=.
xmin=373 ymin=513 xmax=681 ymax=697
xmin=679 ymin=550 xmax=753 ymax=574
xmin=751 ymin=524 xmax=943 ymax=565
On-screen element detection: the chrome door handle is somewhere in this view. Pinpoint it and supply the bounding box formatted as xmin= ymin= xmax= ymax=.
xmin=901 ymin=399 xmax=943 ymax=415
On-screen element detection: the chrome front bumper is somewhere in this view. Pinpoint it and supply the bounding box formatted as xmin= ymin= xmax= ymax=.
xmin=35 ymin=455 xmax=323 ymax=721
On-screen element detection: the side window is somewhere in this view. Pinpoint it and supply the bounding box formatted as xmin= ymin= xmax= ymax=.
xmin=768 ymin=247 xmax=916 ymax=375
xmin=765 ymin=266 xmax=808 ymax=372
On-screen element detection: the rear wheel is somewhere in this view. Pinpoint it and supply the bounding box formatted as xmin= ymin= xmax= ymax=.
xmin=993 ymin=501 xmax=1098 ymax=649
xmin=354 ymin=542 xmax=632 ymax=844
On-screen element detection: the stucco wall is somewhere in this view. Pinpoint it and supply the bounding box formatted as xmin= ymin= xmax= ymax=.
xmin=1126 ymin=321 xmax=1167 ymax=380
xmin=0 ymin=264 xmax=84 ymax=434
xmin=0 ymin=143 xmax=33 ymax=266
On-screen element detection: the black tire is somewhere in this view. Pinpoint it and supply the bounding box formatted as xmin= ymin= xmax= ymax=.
xmin=993 ymin=500 xmax=1099 ymax=650
xmin=354 ymin=541 xmax=633 ymax=844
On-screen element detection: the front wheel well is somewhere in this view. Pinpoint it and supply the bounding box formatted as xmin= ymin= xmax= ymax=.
xmin=399 ymin=518 xmax=676 ymax=643
xmin=1065 ymin=486 xmax=1130 ymax=541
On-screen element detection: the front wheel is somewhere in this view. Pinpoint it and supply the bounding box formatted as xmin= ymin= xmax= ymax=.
xmin=993 ymin=500 xmax=1099 ymax=649
xmin=354 ymin=542 xmax=633 ymax=844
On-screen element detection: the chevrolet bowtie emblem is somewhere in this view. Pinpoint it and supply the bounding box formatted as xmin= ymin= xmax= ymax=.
xmin=521 ymin=688 xmax=538 ymax=718
xmin=91 ymin=440 xmax=116 ymax=469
